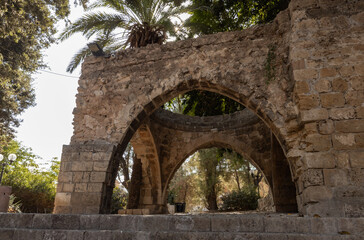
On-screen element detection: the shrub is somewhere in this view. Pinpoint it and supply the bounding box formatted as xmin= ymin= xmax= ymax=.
xmin=220 ymin=187 xmax=259 ymax=211
xmin=110 ymin=187 xmax=128 ymax=213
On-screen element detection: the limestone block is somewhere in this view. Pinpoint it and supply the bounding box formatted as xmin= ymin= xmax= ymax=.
xmin=71 ymin=161 xmax=93 ymax=172
xmin=304 ymin=152 xmax=335 ymax=169
xmin=335 ymin=120 xmax=364 ymax=133
xmin=314 ymin=79 xmax=331 ymax=93
xmin=52 ymin=215 xmax=80 ymax=230
xmin=300 ymin=109 xmax=328 ymax=122
xmin=320 ymin=68 xmax=337 ymax=78
xmin=302 ymin=169 xmax=324 ymax=187
xmin=305 ymin=134 xmax=332 ymax=151
xmin=295 ymin=81 xmax=310 ymax=94
xmin=87 ymin=183 xmax=103 ymax=193
xmin=336 ymin=152 xmax=350 ymax=169
xmin=329 ymin=108 xmax=355 ymax=120
xmin=211 ymin=216 xmax=240 ymax=232
xmin=80 ymin=215 xmax=100 ymax=230
xmin=318 ymin=120 xmax=334 ymax=134
xmin=54 ymin=193 xmax=71 ymax=206
xmin=311 ymin=218 xmax=337 ymax=234
xmin=350 ymin=151 xmax=364 ymax=168
xmin=356 ymin=106 xmax=364 ymax=119
xmin=332 ymin=133 xmax=356 ymax=150
xmin=93 ymin=161 xmax=109 ymax=171
xmin=302 ymin=186 xmax=333 ymax=203
xmin=90 ymin=172 xmax=107 ymax=183
xmin=75 ymin=183 xmax=88 ymax=192
xmin=320 ymin=93 xmax=345 ymax=108
xmin=297 ymin=94 xmax=320 ymax=110
xmin=323 ymin=169 xmax=349 ymax=187
xmin=293 ymin=69 xmax=318 ymax=81
xmin=332 ymin=78 xmax=348 ymax=92
xmin=62 ymin=183 xmax=74 ymax=192
xmin=264 ymin=217 xmax=296 ymax=233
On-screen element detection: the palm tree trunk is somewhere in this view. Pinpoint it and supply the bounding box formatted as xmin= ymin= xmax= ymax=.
xmin=127 ymin=154 xmax=142 ymax=209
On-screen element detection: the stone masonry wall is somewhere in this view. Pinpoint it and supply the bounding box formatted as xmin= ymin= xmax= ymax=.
xmin=54 ymin=0 xmax=364 ymax=216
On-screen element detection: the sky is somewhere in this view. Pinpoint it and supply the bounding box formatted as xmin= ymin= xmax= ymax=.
xmin=16 ymin=5 xmax=87 ymax=166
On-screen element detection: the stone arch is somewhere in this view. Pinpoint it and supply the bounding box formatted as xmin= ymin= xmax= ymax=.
xmin=146 ymin=108 xmax=297 ymax=212
xmin=130 ymin=124 xmax=163 ymax=211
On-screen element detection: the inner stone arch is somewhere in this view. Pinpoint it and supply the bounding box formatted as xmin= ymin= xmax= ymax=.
xmin=148 ymin=108 xmax=297 ymax=213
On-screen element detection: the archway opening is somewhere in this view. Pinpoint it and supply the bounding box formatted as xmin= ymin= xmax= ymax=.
xmin=167 ymin=147 xmax=274 ymax=213
xmin=105 ymin=89 xmax=297 ymax=214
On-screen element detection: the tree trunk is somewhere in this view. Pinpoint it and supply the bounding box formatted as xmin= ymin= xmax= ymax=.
xmin=206 ymin=186 xmax=218 ymax=211
xmin=127 ymin=154 xmax=142 ymax=209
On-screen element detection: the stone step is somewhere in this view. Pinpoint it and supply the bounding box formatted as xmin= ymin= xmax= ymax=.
xmin=0 ymin=213 xmax=363 ymax=239
xmin=0 ymin=229 xmax=361 ymax=240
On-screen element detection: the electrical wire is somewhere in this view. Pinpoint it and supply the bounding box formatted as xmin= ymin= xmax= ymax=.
xmin=38 ymin=69 xmax=79 ymax=79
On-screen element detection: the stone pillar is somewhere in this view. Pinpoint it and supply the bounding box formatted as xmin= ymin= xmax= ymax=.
xmin=54 ymin=144 xmax=116 ymax=214
xmin=271 ymin=133 xmax=298 ymax=212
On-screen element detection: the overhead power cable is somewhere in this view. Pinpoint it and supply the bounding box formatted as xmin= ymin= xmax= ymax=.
xmin=38 ymin=69 xmax=79 ymax=79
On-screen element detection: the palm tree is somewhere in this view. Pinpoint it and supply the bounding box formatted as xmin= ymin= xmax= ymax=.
xmin=60 ymin=0 xmax=187 ymax=73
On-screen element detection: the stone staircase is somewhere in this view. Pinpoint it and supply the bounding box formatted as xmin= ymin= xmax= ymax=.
xmin=0 ymin=213 xmax=363 ymax=239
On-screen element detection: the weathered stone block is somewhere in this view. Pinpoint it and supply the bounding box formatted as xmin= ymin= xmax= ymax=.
xmin=304 ymin=152 xmax=336 ymax=169
xmin=54 ymin=193 xmax=71 ymax=206
xmin=297 ymin=94 xmax=320 ymax=110
xmin=211 ymin=216 xmax=240 ymax=232
xmin=87 ymin=183 xmax=103 ymax=193
xmin=350 ymin=151 xmax=364 ymax=168
xmin=295 ymin=81 xmax=310 ymax=94
xmin=239 ymin=216 xmax=264 ymax=232
xmin=264 ymin=217 xmax=296 ymax=233
xmin=329 ymin=108 xmax=355 ymax=120
xmin=320 ymin=93 xmax=345 ymax=108
xmin=314 ymin=79 xmax=331 ymax=93
xmin=305 ymin=134 xmax=332 ymax=151
xmin=80 ymin=215 xmax=100 ymax=230
xmin=336 ymin=152 xmax=350 ymax=169
xmin=93 ymin=161 xmax=109 ymax=171
xmin=90 ymin=172 xmax=107 ymax=183
xmin=320 ymin=68 xmax=337 ymax=78
xmin=293 ymin=69 xmax=318 ymax=81
xmin=302 ymin=169 xmax=324 ymax=187
xmin=323 ymin=169 xmax=349 ymax=187
xmin=75 ymin=183 xmax=88 ymax=192
xmin=318 ymin=120 xmax=334 ymax=134
xmin=335 ymin=120 xmax=364 ymax=133
xmin=300 ymin=109 xmax=328 ymax=122
xmin=71 ymin=161 xmax=93 ymax=171
xmin=311 ymin=218 xmax=337 ymax=234
xmin=52 ymin=214 xmax=80 ymax=230
xmin=333 ymin=134 xmax=357 ymax=150
xmin=302 ymin=186 xmax=333 ymax=203
xmin=357 ymin=106 xmax=364 ymax=119
xmin=332 ymin=78 xmax=348 ymax=92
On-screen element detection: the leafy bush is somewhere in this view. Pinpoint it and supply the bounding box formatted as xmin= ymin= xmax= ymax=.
xmin=1 ymin=140 xmax=59 ymax=213
xmin=220 ymin=187 xmax=259 ymax=211
xmin=110 ymin=187 xmax=128 ymax=213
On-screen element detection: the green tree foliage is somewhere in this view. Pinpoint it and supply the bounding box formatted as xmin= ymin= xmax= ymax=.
xmin=60 ymin=0 xmax=187 ymax=73
xmin=220 ymin=186 xmax=259 ymax=211
xmin=1 ymin=140 xmax=59 ymax=213
xmin=0 ymin=0 xmax=70 ymax=142
xmin=182 ymin=90 xmax=244 ymax=116
xmin=185 ymin=0 xmax=290 ymax=36
xmin=110 ymin=187 xmax=128 ymax=213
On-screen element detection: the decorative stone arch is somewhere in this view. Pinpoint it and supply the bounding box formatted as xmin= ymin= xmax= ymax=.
xmin=54 ymin=0 xmax=364 ymax=217
xmin=147 ymin=109 xmax=297 ymax=212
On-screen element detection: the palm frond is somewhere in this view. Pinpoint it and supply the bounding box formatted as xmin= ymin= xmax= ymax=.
xmin=59 ymin=12 xmax=127 ymax=41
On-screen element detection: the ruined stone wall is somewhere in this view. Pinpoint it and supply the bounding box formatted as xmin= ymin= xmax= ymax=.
xmin=288 ymin=0 xmax=364 ymax=217
xmin=54 ymin=0 xmax=364 ymax=216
